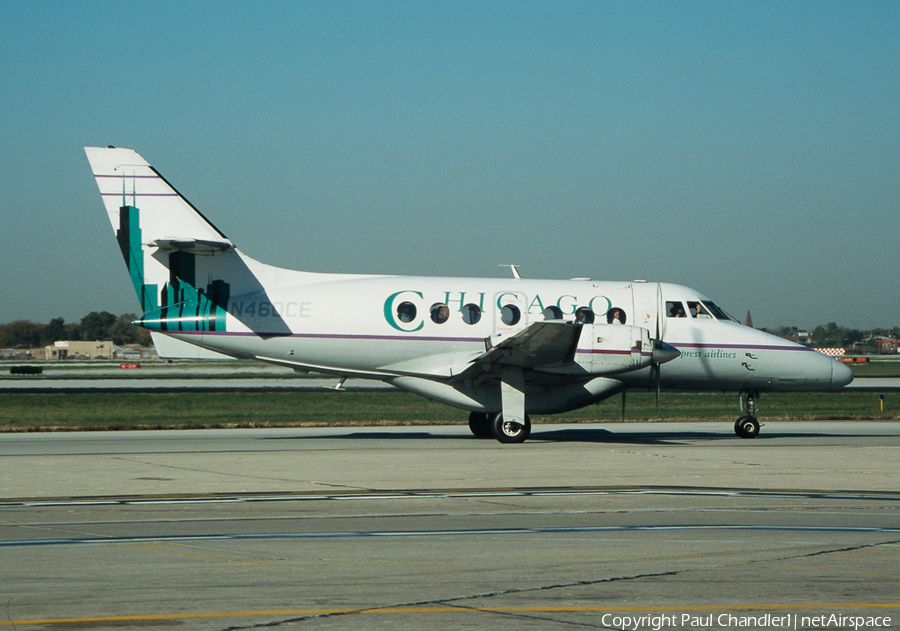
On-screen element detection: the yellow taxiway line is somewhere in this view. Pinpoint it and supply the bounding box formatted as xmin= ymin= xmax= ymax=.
xmin=3 ymin=603 xmax=899 ymax=627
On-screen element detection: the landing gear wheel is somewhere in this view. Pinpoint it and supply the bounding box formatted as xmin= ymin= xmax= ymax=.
xmin=491 ymin=413 xmax=531 ymax=444
xmin=468 ymin=412 xmax=493 ymax=438
xmin=734 ymin=416 xmax=760 ymax=439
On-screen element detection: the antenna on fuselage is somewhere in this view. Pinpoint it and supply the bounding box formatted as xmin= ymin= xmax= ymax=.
xmin=500 ymin=264 xmax=522 ymax=279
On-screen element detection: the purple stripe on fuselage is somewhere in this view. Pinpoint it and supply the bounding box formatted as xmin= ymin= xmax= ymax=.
xmin=173 ymin=330 xmax=655 ymax=356
xmin=176 ymin=330 xmax=485 ymax=344
xmin=672 ymin=343 xmax=813 ymax=352
xmin=576 ymin=349 xmax=650 ymax=357
xmin=158 ymin=332 xmax=804 ymax=358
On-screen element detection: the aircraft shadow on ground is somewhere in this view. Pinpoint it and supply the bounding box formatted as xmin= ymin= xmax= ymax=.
xmin=533 ymin=428 xmax=725 ymax=444
xmin=261 ymin=427 xmax=882 ymax=445
xmin=529 ymin=428 xmax=876 ymax=443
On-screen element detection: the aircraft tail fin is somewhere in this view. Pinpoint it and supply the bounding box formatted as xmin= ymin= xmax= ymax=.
xmin=85 ymin=146 xmax=238 ymax=333
xmin=85 ymin=146 xmax=231 ymax=249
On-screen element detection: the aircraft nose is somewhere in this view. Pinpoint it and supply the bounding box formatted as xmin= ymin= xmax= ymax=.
xmin=652 ymin=340 xmax=681 ymax=365
xmin=831 ymin=360 xmax=854 ymax=389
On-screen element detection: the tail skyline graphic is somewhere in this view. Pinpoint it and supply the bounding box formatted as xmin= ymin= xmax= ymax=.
xmin=114 ymin=201 xmax=230 ymax=332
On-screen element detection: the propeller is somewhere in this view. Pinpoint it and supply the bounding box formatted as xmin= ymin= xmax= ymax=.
xmin=652 ymin=284 xmax=663 ymax=418
xmin=624 ymin=283 xmax=678 ymax=421
xmin=652 ymin=363 xmax=661 ymax=417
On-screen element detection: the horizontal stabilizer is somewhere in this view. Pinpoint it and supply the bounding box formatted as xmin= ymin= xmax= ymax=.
xmin=152 ymin=238 xmax=234 ymax=253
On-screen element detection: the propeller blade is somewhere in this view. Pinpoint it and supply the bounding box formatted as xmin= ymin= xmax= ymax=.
xmin=656 ymin=283 xmax=663 ymax=340
xmin=655 ymin=364 xmax=661 ymax=418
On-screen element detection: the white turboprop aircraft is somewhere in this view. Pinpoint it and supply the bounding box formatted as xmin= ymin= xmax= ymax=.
xmin=85 ymin=146 xmax=853 ymax=443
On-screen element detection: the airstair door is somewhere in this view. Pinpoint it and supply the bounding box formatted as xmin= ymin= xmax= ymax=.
xmin=631 ymin=281 xmax=663 ymax=340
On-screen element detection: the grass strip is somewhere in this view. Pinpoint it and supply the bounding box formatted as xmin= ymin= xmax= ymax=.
xmin=0 ymin=390 xmax=897 ymax=432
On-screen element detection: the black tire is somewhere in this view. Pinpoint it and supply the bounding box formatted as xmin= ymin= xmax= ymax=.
xmin=734 ymin=416 xmax=760 ymax=439
xmin=468 ymin=412 xmax=493 ymax=438
xmin=491 ymin=413 xmax=531 ymax=444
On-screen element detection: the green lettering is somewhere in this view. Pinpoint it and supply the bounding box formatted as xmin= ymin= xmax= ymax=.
xmin=384 ymin=291 xmax=424 ymax=332
xmin=556 ymin=294 xmax=577 ymax=315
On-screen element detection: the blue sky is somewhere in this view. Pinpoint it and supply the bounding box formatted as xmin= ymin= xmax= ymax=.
xmin=1 ymin=1 xmax=897 ymax=329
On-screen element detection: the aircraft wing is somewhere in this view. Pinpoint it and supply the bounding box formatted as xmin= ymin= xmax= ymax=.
xmin=480 ymin=321 xmax=583 ymax=367
xmin=450 ymin=320 xmax=584 ymax=382
xmin=376 ymin=321 xmax=584 ymax=381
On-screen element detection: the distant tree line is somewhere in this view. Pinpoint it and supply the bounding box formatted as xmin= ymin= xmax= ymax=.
xmin=762 ymin=323 xmax=900 ymax=353
xmin=0 ymin=312 xmax=152 ymax=348
xmin=2 ymin=314 xmax=897 ymax=353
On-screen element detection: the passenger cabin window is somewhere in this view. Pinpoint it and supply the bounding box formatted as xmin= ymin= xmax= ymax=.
xmin=397 ymin=302 xmax=417 ymax=323
xmin=666 ymin=301 xmax=687 ymax=318
xmin=500 ymin=304 xmax=521 ymax=326
xmin=575 ymin=307 xmax=594 ymax=324
xmin=687 ymin=301 xmax=712 ymax=318
xmin=430 ymin=303 xmax=449 ymax=324
xmin=606 ymin=307 xmax=626 ymax=324
xmin=543 ymin=306 xmax=563 ymax=320
xmin=461 ymin=303 xmax=482 ymax=325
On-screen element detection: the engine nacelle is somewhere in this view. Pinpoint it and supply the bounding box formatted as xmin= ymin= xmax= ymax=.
xmin=577 ymin=324 xmax=657 ymax=375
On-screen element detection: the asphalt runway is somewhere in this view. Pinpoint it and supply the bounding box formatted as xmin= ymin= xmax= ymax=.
xmin=2 ymin=423 xmax=899 ymax=630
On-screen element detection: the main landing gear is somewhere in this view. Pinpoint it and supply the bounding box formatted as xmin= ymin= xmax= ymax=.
xmin=734 ymin=391 xmax=761 ymax=439
xmin=468 ymin=411 xmax=531 ymax=443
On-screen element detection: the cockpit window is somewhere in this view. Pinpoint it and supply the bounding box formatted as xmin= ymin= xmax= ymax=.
xmin=665 ymin=301 xmax=687 ymax=318
xmin=702 ymin=301 xmax=739 ymax=323
xmin=687 ymin=301 xmax=712 ymax=318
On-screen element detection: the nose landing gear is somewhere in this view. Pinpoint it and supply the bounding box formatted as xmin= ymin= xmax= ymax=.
xmin=734 ymin=391 xmax=761 ymax=438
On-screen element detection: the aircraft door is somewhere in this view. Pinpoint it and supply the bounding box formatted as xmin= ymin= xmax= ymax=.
xmin=491 ymin=291 xmax=528 ymax=345
xmin=631 ymin=281 xmax=663 ymax=340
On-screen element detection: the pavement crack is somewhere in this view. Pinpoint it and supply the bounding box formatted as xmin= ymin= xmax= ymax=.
xmin=6 ymin=599 xmax=17 ymax=631
xmin=109 ymin=456 xmax=301 ymax=483
xmin=792 ymin=537 xmax=900 ymax=559
xmin=213 ymin=539 xmax=900 ymax=629
xmin=212 ymin=570 xmax=681 ymax=630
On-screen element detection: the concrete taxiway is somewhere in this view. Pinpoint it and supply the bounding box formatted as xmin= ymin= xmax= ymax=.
xmin=3 ymin=376 xmax=897 ymax=392
xmin=1 ymin=423 xmax=899 ymax=629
